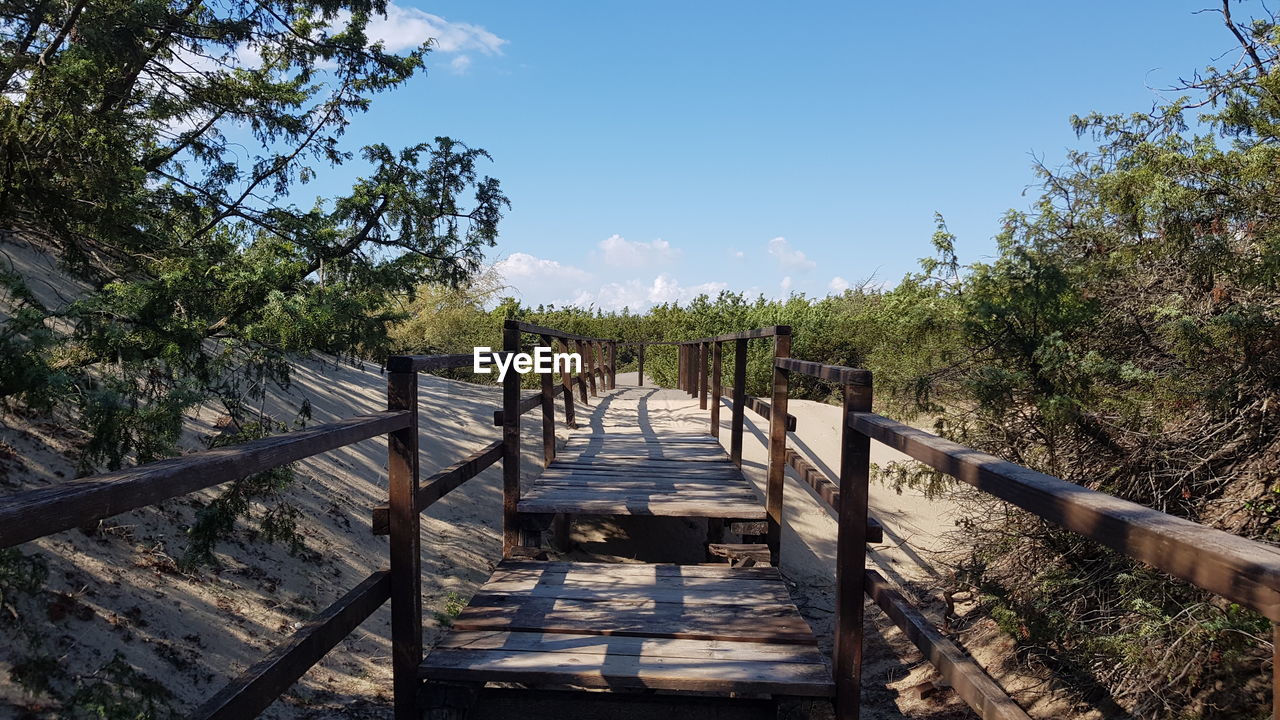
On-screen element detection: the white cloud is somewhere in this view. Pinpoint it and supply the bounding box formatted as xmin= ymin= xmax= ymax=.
xmin=731 ymin=250 xmax=745 ymax=260
xmin=572 ymin=274 xmax=727 ymax=311
xmin=828 ymin=276 xmax=850 ymax=293
xmin=367 ymin=5 xmax=506 ymax=55
xmin=780 ymin=276 xmax=793 ymax=293
xmin=491 ymin=252 xmax=591 ymax=283
xmin=450 ymin=55 xmax=473 ymax=74
xmin=595 ymin=235 xmax=679 ymax=267
xmin=767 ymin=236 xmax=816 ymax=273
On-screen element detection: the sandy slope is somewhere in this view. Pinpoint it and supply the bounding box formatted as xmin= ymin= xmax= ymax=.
xmin=1 ymin=357 xmax=562 ymax=718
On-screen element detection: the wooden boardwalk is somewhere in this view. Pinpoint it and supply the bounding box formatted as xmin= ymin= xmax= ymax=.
xmin=517 ymin=431 xmax=766 ymax=518
xmin=421 ymin=560 xmax=833 ymax=697
xmin=11 ymin=321 xmax=1278 ymax=719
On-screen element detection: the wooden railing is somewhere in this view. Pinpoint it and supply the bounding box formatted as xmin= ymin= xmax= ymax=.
xmin=0 ymin=319 xmax=619 ymax=720
xmin=675 ymin=325 xmax=1280 ymax=720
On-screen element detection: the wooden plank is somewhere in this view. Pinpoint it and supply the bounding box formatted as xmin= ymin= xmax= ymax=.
xmin=387 ymin=373 xmax=421 ymax=720
xmin=371 ymin=440 xmax=503 ymax=535
xmin=386 ymin=353 xmax=474 ymax=372
xmin=510 ymin=321 xmax=612 ymax=343
xmin=420 ymin=646 xmax=834 ymax=697
xmin=432 ymin=630 xmax=828 ymax=664
xmin=516 ymin=500 xmax=766 ymax=518
xmin=708 ymin=543 xmax=771 ymax=564
xmin=477 ymin=578 xmax=791 ymax=606
xmin=783 ymin=447 xmax=884 ymax=543
xmin=453 ymin=595 xmax=816 ymax=644
xmin=492 ymin=392 xmax=542 ymax=426
xmin=496 ymin=559 xmax=782 ymax=580
xmin=775 ymin=358 xmax=871 ymax=386
xmin=0 ymin=411 xmax=411 ymax=550
xmin=725 ymin=392 xmax=798 ymax=431
xmin=682 ymin=326 xmax=789 ymax=344
xmin=517 ymin=486 xmax=757 ymax=504
xmin=539 ymin=467 xmax=747 ymax=477
xmin=850 ymin=411 xmax=1280 ymax=622
xmin=194 ymin=571 xmax=390 ymax=720
xmin=555 ymin=453 xmax=728 ymax=462
xmin=710 ymin=341 xmax=723 ymax=438
xmin=865 ymin=570 xmax=1031 ymax=720
xmin=487 ymin=569 xmax=785 ymax=590
xmin=565 ymin=433 xmax=719 ymax=442
xmin=532 ymin=481 xmax=753 ymax=492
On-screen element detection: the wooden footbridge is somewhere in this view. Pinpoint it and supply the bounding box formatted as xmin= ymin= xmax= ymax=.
xmin=5 ymin=320 xmax=1280 ymax=719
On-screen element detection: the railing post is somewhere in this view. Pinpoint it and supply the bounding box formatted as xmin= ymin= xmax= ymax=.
xmin=698 ymin=341 xmax=709 ymax=410
xmin=677 ymin=344 xmax=685 ymax=390
xmin=834 ymin=372 xmax=872 ymax=720
xmin=387 ymin=371 xmax=421 ymax=720
xmin=558 ymin=337 xmax=577 ymax=428
xmin=610 ymin=341 xmax=617 ymax=389
xmin=730 ymin=338 xmax=747 ymax=467
xmin=573 ymin=339 xmax=589 ymax=404
xmin=710 ymin=341 xmax=722 ymax=438
xmin=766 ymin=326 xmax=791 ymax=566
xmin=539 ymin=334 xmax=556 ymax=466
xmin=502 ymin=320 xmax=522 ymax=557
xmin=687 ymin=343 xmax=697 ymax=397
xmin=585 ymin=340 xmax=598 ymax=397
xmin=638 ymin=343 xmax=645 ymax=386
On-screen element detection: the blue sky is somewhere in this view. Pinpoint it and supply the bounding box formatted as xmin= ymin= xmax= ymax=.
xmin=307 ymin=0 xmax=1242 ymax=310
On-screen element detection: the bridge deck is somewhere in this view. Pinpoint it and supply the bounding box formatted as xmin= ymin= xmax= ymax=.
xmin=420 ymin=560 xmax=833 ymax=697
xmin=517 ymin=432 xmax=766 ymax=518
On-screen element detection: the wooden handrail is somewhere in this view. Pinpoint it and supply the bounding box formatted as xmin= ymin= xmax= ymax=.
xmin=194 ymin=570 xmax=392 ymax=720
xmin=722 ymin=391 xmax=798 ymax=431
xmin=776 ymin=357 xmax=872 ymax=386
xmin=386 ymin=353 xmax=475 ymax=373
xmin=0 ymin=411 xmax=412 ymax=549
xmin=782 ymin=448 xmax=883 ymax=544
xmin=850 ymin=410 xmax=1280 ymax=621
xmin=865 ymin=570 xmax=1030 ymax=720
xmin=508 ymin=320 xmax=613 ymax=343
xmin=371 ymin=441 xmax=504 ymax=535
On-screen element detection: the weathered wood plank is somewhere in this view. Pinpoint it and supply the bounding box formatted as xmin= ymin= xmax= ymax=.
xmin=0 ymin=411 xmax=411 ymax=549
xmin=432 ymin=630 xmax=828 ymax=664
xmin=420 ymin=646 xmax=834 ymax=697
xmin=783 ymin=447 xmax=884 ymax=544
xmin=516 ymin=498 xmax=766 ymax=517
xmin=724 ymin=392 xmax=798 ymax=431
xmin=708 ymin=543 xmax=771 ymax=564
xmin=496 ymin=559 xmax=781 ymax=580
xmin=477 ymin=578 xmax=791 ymax=606
xmin=386 ymin=353 xmax=474 ymax=373
xmin=851 ymin=411 xmax=1280 ymax=621
xmin=194 ymin=571 xmax=390 ymax=720
xmin=370 ymin=440 xmax=503 ymax=535
xmin=454 ymin=594 xmax=816 ymax=644
xmin=492 ymin=392 xmax=542 ymax=426
xmin=486 ymin=569 xmax=785 ymax=590
xmin=509 ymin=321 xmax=612 ymax=343
xmin=775 ymin=358 xmax=871 ymax=386
xmin=866 ymin=570 xmax=1031 ymax=720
